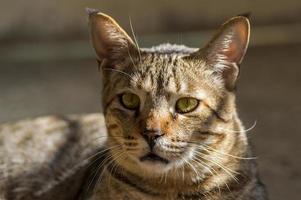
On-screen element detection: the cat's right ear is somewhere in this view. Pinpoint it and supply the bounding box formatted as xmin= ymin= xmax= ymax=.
xmin=87 ymin=8 xmax=138 ymax=64
xmin=186 ymin=16 xmax=250 ymax=90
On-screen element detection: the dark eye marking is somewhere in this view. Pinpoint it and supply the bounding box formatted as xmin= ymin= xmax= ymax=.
xmin=202 ymin=100 xmax=228 ymax=122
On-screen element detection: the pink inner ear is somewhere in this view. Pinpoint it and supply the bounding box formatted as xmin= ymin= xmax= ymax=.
xmin=225 ymin=41 xmax=240 ymax=63
xmin=203 ymin=17 xmax=249 ymax=90
xmin=223 ymin=21 xmax=249 ymax=64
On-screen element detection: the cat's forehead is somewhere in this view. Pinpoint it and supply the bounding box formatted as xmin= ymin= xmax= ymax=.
xmin=129 ymin=53 xmax=206 ymax=96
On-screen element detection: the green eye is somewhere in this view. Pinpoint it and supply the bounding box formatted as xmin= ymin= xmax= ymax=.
xmin=176 ymin=97 xmax=199 ymax=114
xmin=120 ymin=93 xmax=140 ymax=110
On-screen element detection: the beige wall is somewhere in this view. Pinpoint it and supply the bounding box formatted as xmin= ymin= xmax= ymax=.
xmin=1 ymin=0 xmax=300 ymax=41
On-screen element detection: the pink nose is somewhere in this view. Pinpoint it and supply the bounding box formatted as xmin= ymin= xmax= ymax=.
xmin=146 ymin=117 xmax=160 ymax=131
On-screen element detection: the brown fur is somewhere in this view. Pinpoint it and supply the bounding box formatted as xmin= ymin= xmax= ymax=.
xmin=86 ymin=10 xmax=267 ymax=200
xmin=0 ymin=10 xmax=267 ymax=200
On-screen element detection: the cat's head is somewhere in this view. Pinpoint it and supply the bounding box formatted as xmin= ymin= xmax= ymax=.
xmin=88 ymin=10 xmax=250 ymax=177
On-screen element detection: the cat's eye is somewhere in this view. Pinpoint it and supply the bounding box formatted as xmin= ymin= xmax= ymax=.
xmin=175 ymin=97 xmax=199 ymax=114
xmin=120 ymin=93 xmax=140 ymax=110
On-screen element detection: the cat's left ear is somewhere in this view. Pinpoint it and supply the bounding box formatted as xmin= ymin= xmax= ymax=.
xmin=190 ymin=16 xmax=250 ymax=90
xmin=87 ymin=8 xmax=139 ymax=65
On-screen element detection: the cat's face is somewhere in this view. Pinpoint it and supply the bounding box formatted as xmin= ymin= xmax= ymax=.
xmin=102 ymin=54 xmax=226 ymax=172
xmin=88 ymin=10 xmax=249 ymax=175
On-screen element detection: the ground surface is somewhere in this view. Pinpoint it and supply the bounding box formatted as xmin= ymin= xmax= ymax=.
xmin=0 ymin=44 xmax=300 ymax=199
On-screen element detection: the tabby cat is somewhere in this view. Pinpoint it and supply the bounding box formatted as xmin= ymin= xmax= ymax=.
xmin=0 ymin=9 xmax=267 ymax=200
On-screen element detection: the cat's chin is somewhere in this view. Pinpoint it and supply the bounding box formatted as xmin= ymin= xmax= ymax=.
xmin=137 ymin=153 xmax=183 ymax=174
xmin=140 ymin=153 xmax=169 ymax=164
xmin=134 ymin=149 xmax=194 ymax=174
xmin=138 ymin=159 xmax=172 ymax=174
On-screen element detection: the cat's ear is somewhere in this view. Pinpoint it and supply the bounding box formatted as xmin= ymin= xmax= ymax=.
xmin=87 ymin=9 xmax=138 ymax=63
xmin=191 ymin=16 xmax=250 ymax=90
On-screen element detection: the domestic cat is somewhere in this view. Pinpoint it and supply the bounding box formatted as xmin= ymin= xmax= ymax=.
xmin=0 ymin=9 xmax=267 ymax=200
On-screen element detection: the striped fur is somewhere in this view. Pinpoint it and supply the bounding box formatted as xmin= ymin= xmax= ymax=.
xmin=87 ymin=11 xmax=267 ymax=200
xmin=90 ymin=45 xmax=267 ymax=200
xmin=0 ymin=11 xmax=267 ymax=200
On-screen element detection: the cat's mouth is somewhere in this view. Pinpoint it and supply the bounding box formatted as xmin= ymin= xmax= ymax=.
xmin=140 ymin=153 xmax=169 ymax=164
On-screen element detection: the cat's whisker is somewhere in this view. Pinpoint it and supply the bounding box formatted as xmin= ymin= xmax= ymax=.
xmin=164 ymin=168 xmax=168 ymax=184
xmin=194 ymin=152 xmax=239 ymax=184
xmin=83 ymin=145 xmax=121 ymax=165
xmin=192 ymin=143 xmax=255 ymax=163
xmin=85 ymin=146 xmax=122 ymax=194
xmin=197 ymin=148 xmax=240 ymax=187
xmin=194 ymin=149 xmax=240 ymax=175
xmin=106 ymin=151 xmax=126 ymax=189
xmin=91 ymin=153 xmax=115 ymax=195
xmin=190 ymin=157 xmax=223 ymax=196
xmin=129 ymin=16 xmax=142 ymax=62
xmin=127 ymin=47 xmax=139 ymax=70
xmin=191 ymin=156 xmax=229 ymax=195
xmin=44 ymin=144 xmax=121 ymax=195
xmin=183 ymin=157 xmax=200 ymax=180
xmin=215 ymin=120 xmax=257 ymax=134
xmin=89 ymin=149 xmax=124 ymax=195
xmin=85 ymin=145 xmax=121 ymax=183
xmin=187 ymin=141 xmax=257 ymax=160
xmin=159 ymin=169 xmax=165 ymax=183
xmin=181 ymin=163 xmax=185 ymax=182
xmin=201 ymin=144 xmax=257 ymax=160
xmin=86 ymin=151 xmax=114 ymax=194
xmin=92 ymin=135 xmax=129 ymax=140
xmin=103 ymin=68 xmax=133 ymax=81
xmin=194 ymin=153 xmax=236 ymax=176
xmin=191 ymin=156 xmax=214 ymax=177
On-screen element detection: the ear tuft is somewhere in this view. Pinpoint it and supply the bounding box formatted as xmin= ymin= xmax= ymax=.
xmin=85 ymin=7 xmax=100 ymax=16
xmin=237 ymin=12 xmax=252 ymax=19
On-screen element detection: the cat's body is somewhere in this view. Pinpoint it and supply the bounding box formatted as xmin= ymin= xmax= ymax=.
xmin=0 ymin=10 xmax=267 ymax=200
xmin=0 ymin=114 xmax=107 ymax=200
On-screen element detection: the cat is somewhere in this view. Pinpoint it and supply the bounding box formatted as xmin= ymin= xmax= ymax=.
xmin=0 ymin=9 xmax=267 ymax=200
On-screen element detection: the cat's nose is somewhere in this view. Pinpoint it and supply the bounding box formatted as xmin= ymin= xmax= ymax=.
xmin=142 ymin=129 xmax=164 ymax=150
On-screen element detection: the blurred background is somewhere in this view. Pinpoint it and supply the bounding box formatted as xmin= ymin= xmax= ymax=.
xmin=0 ymin=0 xmax=300 ymax=199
